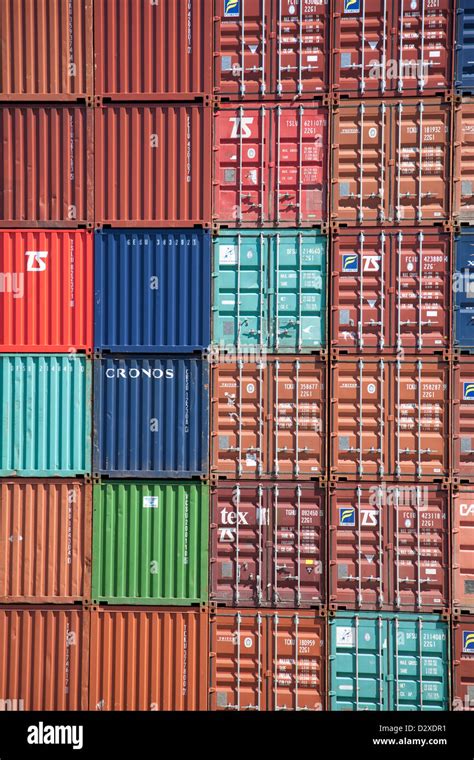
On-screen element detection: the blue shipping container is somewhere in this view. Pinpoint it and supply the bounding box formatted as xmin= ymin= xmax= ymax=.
xmin=95 ymin=230 xmax=211 ymax=353
xmin=93 ymin=356 xmax=209 ymax=477
xmin=329 ymin=612 xmax=450 ymax=711
xmin=455 ymin=231 xmax=474 ymax=349
xmin=456 ymin=0 xmax=474 ymax=91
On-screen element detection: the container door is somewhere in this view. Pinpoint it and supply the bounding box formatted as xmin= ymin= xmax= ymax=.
xmin=453 ymin=621 xmax=474 ymax=710
xmin=454 ymin=102 xmax=474 ymax=224
xmin=455 ymin=234 xmax=474 ymax=349
xmin=452 ymin=490 xmax=474 ymax=613
xmin=453 ymin=359 xmax=474 ymax=479
xmin=456 ymin=0 xmax=474 ymax=90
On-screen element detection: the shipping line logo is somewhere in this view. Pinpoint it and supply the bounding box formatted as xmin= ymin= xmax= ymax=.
xmin=342 ymin=254 xmax=358 ymax=272
xmin=339 ymin=507 xmax=355 ymax=526
xmin=344 ymin=0 xmax=361 ymax=13
xmin=224 ymin=0 xmax=240 ymax=17
xmin=463 ymin=382 xmax=474 ymax=400
xmin=463 ymin=631 xmax=474 ymax=653
xmin=0 ymin=250 xmax=48 ymax=300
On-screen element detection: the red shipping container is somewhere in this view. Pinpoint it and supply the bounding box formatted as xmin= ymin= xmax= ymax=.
xmin=331 ymin=228 xmax=451 ymax=353
xmin=453 ymin=99 xmax=474 ymax=225
xmin=330 ymin=357 xmax=450 ymax=480
xmin=211 ymin=357 xmax=326 ymax=479
xmin=213 ymin=103 xmax=328 ymax=226
xmin=453 ymin=487 xmax=474 ymax=614
xmin=331 ymin=0 xmax=454 ymax=98
xmin=453 ymin=359 xmax=474 ymax=482
xmin=329 ymin=483 xmax=449 ymax=612
xmin=209 ymin=608 xmax=326 ymax=710
xmin=453 ymin=617 xmax=474 ymax=711
xmin=95 ymin=105 xmax=211 ymax=227
xmin=210 ymin=482 xmax=325 ymax=608
xmin=94 ymin=0 xmax=212 ymax=100
xmin=0 ymin=231 xmax=93 ymax=352
xmin=213 ymin=0 xmax=329 ymax=98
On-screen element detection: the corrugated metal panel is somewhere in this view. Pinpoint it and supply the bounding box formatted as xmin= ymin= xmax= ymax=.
xmin=92 ymin=482 xmax=209 ymax=605
xmin=453 ymin=100 xmax=474 ymax=224
xmin=95 ymin=105 xmax=211 ymax=227
xmin=454 ymin=231 xmax=474 ymax=349
xmin=93 ymin=357 xmax=209 ymax=478
xmin=94 ymin=0 xmax=212 ymax=100
xmin=0 ymin=0 xmax=93 ymax=100
xmin=0 ymin=106 xmax=94 ymax=227
xmin=213 ymin=230 xmax=327 ymax=352
xmin=0 ymin=230 xmax=93 ymax=352
xmin=452 ymin=488 xmax=474 ymax=614
xmin=95 ymin=229 xmax=211 ymax=353
xmin=329 ymin=612 xmax=450 ymax=711
xmin=0 ymin=480 xmax=91 ymax=603
xmin=452 ymin=617 xmax=474 ymax=711
xmin=0 ymin=355 xmax=91 ymax=477
xmin=0 ymin=607 xmax=89 ymax=710
xmin=456 ymin=0 xmax=474 ymax=90
xmin=453 ymin=358 xmax=474 ymax=480
xmin=209 ymin=609 xmax=326 ymax=710
xmin=88 ymin=607 xmax=208 ymax=710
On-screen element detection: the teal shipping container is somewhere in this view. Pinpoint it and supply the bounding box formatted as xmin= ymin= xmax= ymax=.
xmin=212 ymin=230 xmax=327 ymax=353
xmin=0 ymin=355 xmax=91 ymax=476
xmin=329 ymin=612 xmax=449 ymax=711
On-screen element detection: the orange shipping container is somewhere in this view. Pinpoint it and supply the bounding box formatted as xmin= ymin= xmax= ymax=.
xmin=453 ymin=99 xmax=474 ymax=225
xmin=452 ymin=487 xmax=474 ymax=614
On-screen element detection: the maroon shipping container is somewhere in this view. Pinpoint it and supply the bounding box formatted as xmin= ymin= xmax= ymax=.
xmin=209 ymin=608 xmax=326 ymax=710
xmin=453 ymin=99 xmax=474 ymax=225
xmin=213 ymin=0 xmax=329 ymax=99
xmin=330 ymin=99 xmax=452 ymax=226
xmin=0 ymin=106 xmax=93 ymax=227
xmin=213 ymin=103 xmax=328 ymax=226
xmin=453 ymin=617 xmax=474 ymax=711
xmin=210 ymin=482 xmax=325 ymax=608
xmin=453 ymin=359 xmax=474 ymax=482
xmin=331 ymin=0 xmax=454 ymax=98
xmin=95 ymin=105 xmax=211 ymax=227
xmin=94 ymin=0 xmax=212 ymax=100
xmin=329 ymin=483 xmax=449 ymax=612
xmin=452 ymin=488 xmax=474 ymax=614
xmin=331 ymin=229 xmax=451 ymax=353
xmin=211 ymin=357 xmax=326 ymax=479
xmin=330 ymin=357 xmax=450 ymax=480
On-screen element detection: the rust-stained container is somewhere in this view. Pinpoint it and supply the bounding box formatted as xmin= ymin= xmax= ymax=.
xmin=0 ymin=230 xmax=93 ymax=353
xmin=213 ymin=0 xmax=329 ymax=99
xmin=0 ymin=106 xmax=93 ymax=227
xmin=453 ymin=358 xmax=474 ymax=482
xmin=0 ymin=606 xmax=89 ymax=710
xmin=331 ymin=0 xmax=454 ymax=98
xmin=213 ymin=103 xmax=328 ymax=226
xmin=330 ymin=99 xmax=452 ymax=226
xmin=0 ymin=0 xmax=93 ymax=101
xmin=452 ymin=616 xmax=474 ymax=711
xmin=329 ymin=483 xmax=449 ymax=612
xmin=88 ymin=607 xmax=208 ymax=711
xmin=0 ymin=480 xmax=91 ymax=604
xmin=453 ymin=487 xmax=474 ymax=614
xmin=211 ymin=357 xmax=326 ymax=479
xmin=331 ymin=228 xmax=451 ymax=354
xmin=210 ymin=482 xmax=325 ymax=608
xmin=209 ymin=608 xmax=326 ymax=710
xmin=95 ymin=105 xmax=211 ymax=227
xmin=94 ymin=0 xmax=212 ymax=101
xmin=330 ymin=357 xmax=450 ymax=480
xmin=453 ymin=98 xmax=474 ymax=225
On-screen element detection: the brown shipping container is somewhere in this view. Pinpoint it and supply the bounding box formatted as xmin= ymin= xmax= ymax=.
xmin=209 ymin=608 xmax=326 ymax=710
xmin=453 ymin=488 xmax=474 ymax=614
xmin=453 ymin=99 xmax=474 ymax=225
xmin=210 ymin=482 xmax=325 ymax=608
xmin=0 ymin=106 xmax=93 ymax=227
xmin=211 ymin=357 xmax=326 ymax=479
xmin=330 ymin=99 xmax=452 ymax=225
xmin=331 ymin=229 xmax=451 ymax=353
xmin=453 ymin=617 xmax=474 ymax=711
xmin=94 ymin=0 xmax=212 ymax=100
xmin=213 ymin=0 xmax=329 ymax=99
xmin=453 ymin=359 xmax=474 ymax=482
xmin=88 ymin=607 xmax=208 ymax=711
xmin=329 ymin=483 xmax=449 ymax=612
xmin=331 ymin=0 xmax=454 ymax=98
xmin=0 ymin=480 xmax=91 ymax=604
xmin=95 ymin=105 xmax=211 ymax=227
xmin=0 ymin=607 xmax=89 ymax=710
xmin=0 ymin=0 xmax=93 ymax=101
xmin=330 ymin=357 xmax=450 ymax=480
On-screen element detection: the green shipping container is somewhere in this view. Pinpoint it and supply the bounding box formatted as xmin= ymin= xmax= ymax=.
xmin=92 ymin=481 xmax=209 ymax=605
xmin=0 ymin=354 xmax=91 ymax=476
xmin=329 ymin=612 xmax=450 ymax=711
xmin=213 ymin=230 xmax=327 ymax=352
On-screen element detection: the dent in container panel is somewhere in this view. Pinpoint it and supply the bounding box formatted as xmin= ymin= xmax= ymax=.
xmin=453 ymin=99 xmax=474 ymax=224
xmin=330 ymin=99 xmax=451 ymax=225
xmin=210 ymin=482 xmax=325 ymax=608
xmin=213 ymin=103 xmax=328 ymax=226
xmin=452 ymin=488 xmax=474 ymax=614
xmin=452 ymin=358 xmax=474 ymax=482
xmin=94 ymin=0 xmax=212 ymax=100
xmin=209 ymin=609 xmax=326 ymax=710
xmin=452 ymin=617 xmax=474 ymax=711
